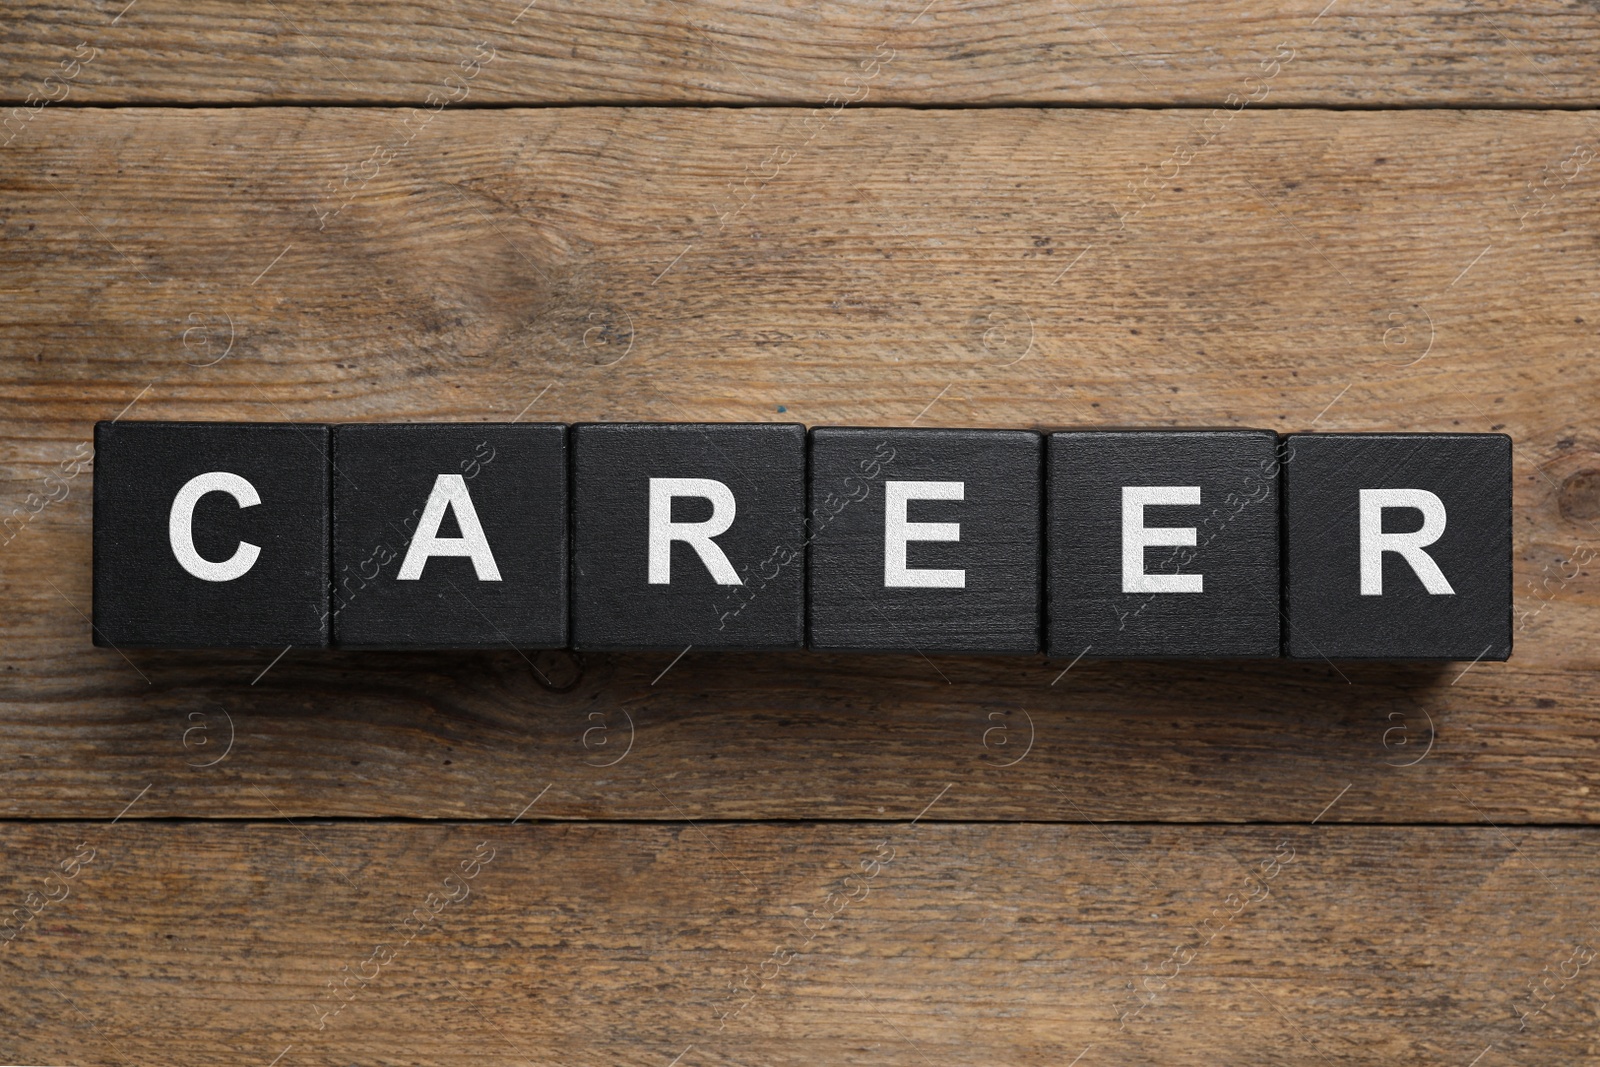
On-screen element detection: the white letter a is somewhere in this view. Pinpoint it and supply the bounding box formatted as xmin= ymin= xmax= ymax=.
xmin=397 ymin=474 xmax=502 ymax=581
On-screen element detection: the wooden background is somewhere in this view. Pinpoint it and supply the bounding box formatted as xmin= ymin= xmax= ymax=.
xmin=3 ymin=2 xmax=1600 ymax=1063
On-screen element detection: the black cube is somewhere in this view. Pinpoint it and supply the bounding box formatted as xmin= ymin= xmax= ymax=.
xmin=1047 ymin=430 xmax=1281 ymax=659
xmin=807 ymin=427 xmax=1042 ymax=653
xmin=571 ymin=422 xmax=806 ymax=650
xmin=1283 ymin=432 xmax=1512 ymax=660
xmin=93 ymin=421 xmax=330 ymax=648
xmin=331 ymin=423 xmax=568 ymax=649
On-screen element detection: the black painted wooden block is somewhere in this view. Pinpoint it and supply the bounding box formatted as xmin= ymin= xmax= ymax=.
xmin=807 ymin=427 xmax=1041 ymax=653
xmin=93 ymin=421 xmax=330 ymax=648
xmin=1283 ymin=432 xmax=1512 ymax=660
xmin=1047 ymin=430 xmax=1282 ymax=659
xmin=331 ymin=423 xmax=568 ymax=649
xmin=571 ymin=423 xmax=806 ymax=650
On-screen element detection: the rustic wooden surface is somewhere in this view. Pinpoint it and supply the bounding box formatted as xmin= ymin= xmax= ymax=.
xmin=3 ymin=10 xmax=1600 ymax=1064
xmin=1 ymin=108 xmax=1596 ymax=822
xmin=5 ymin=822 xmax=1600 ymax=1066
xmin=5 ymin=0 xmax=1600 ymax=106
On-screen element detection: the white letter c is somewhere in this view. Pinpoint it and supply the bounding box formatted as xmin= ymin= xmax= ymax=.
xmin=169 ymin=471 xmax=262 ymax=582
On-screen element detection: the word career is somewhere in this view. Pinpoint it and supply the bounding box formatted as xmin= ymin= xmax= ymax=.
xmin=91 ymin=422 xmax=1512 ymax=660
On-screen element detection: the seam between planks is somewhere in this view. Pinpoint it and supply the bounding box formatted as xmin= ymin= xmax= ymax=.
xmin=1 ymin=817 xmax=1596 ymax=828
xmin=7 ymin=100 xmax=1600 ymax=112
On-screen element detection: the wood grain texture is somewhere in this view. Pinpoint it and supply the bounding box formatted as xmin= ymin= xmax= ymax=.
xmin=4 ymin=1 xmax=1600 ymax=107
xmin=2 ymin=820 xmax=1597 ymax=1064
xmin=1 ymin=107 xmax=1598 ymax=820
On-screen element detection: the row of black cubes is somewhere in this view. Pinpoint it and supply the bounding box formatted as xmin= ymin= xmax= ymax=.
xmin=92 ymin=421 xmax=1511 ymax=660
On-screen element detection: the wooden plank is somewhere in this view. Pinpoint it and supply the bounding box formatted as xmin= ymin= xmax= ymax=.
xmin=1 ymin=107 xmax=1597 ymax=821
xmin=3 ymin=1 xmax=1600 ymax=108
xmin=2 ymin=820 xmax=1596 ymax=1064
